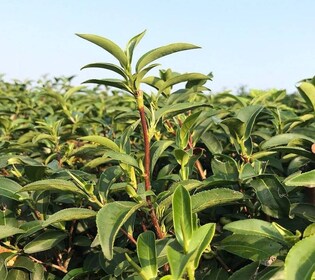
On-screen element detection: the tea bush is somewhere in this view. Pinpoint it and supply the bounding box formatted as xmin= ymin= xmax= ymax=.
xmin=0 ymin=31 xmax=315 ymax=279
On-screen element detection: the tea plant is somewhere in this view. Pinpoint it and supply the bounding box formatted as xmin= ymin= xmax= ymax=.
xmin=0 ymin=32 xmax=314 ymax=279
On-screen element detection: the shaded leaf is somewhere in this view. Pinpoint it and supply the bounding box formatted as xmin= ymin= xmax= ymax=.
xmin=250 ymin=175 xmax=290 ymax=218
xmin=24 ymin=230 xmax=67 ymax=254
xmin=290 ymin=203 xmax=315 ymax=222
xmin=0 ymin=177 xmax=28 ymax=201
xmin=96 ymin=201 xmax=145 ymax=260
xmin=81 ymin=63 xmax=128 ymax=80
xmin=236 ymin=105 xmax=263 ymax=140
xmin=150 ymin=140 xmax=174 ymax=174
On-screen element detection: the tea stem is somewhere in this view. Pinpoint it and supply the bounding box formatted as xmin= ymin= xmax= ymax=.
xmin=136 ymin=90 xmax=164 ymax=239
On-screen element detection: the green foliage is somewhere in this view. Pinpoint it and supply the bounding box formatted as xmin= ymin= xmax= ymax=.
xmin=0 ymin=31 xmax=314 ymax=279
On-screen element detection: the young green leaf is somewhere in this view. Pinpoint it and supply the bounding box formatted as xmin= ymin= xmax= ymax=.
xmin=297 ymin=81 xmax=315 ymax=111
xmin=136 ymin=231 xmax=158 ymax=279
xmin=136 ymin=43 xmax=200 ymax=72
xmin=157 ymin=73 xmax=211 ymax=95
xmin=284 ymin=234 xmax=315 ymax=280
xmin=173 ymin=185 xmax=193 ymax=252
xmin=80 ymin=135 xmax=120 ymax=152
xmin=189 ymin=223 xmax=215 ymax=269
xmin=0 ymin=225 xmax=25 ymax=239
xmin=166 ymin=243 xmax=195 ymax=279
xmin=76 ymin=33 xmax=128 ymax=68
xmin=284 ymin=170 xmax=315 ymax=187
xmin=126 ymin=30 xmax=146 ymax=65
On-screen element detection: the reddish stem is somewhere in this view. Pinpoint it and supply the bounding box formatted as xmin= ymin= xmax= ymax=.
xmin=136 ymin=90 xmax=164 ymax=239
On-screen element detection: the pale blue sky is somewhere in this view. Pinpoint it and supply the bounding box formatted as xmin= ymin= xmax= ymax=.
xmin=1 ymin=0 xmax=314 ymax=93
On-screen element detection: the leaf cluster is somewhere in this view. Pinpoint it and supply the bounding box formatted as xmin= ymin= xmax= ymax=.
xmin=0 ymin=32 xmax=315 ymax=279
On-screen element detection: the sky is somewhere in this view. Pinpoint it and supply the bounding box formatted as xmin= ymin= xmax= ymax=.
xmin=1 ymin=0 xmax=314 ymax=93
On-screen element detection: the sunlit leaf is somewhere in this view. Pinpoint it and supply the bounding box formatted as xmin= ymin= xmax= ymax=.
xmin=284 ymin=234 xmax=315 ymax=280
xmin=42 ymin=208 xmax=96 ymax=228
xmin=76 ymin=33 xmax=128 ymax=67
xmin=136 ymin=43 xmax=200 ymax=72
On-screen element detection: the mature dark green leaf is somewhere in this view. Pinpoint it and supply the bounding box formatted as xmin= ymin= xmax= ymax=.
xmin=42 ymin=208 xmax=96 ymax=227
xmin=261 ymin=133 xmax=314 ymax=150
xmin=62 ymin=268 xmax=88 ymax=280
xmin=211 ymin=155 xmax=239 ymax=180
xmin=18 ymin=179 xmax=85 ymax=195
xmin=221 ymin=117 xmax=245 ymax=140
xmin=224 ymin=219 xmax=285 ymax=245
xmin=0 ymin=177 xmax=28 ymax=201
xmin=290 ymin=203 xmax=315 ymax=222
xmin=24 ymin=230 xmax=67 ymax=254
xmin=219 ymin=234 xmax=282 ymax=261
xmin=191 ymin=188 xmax=244 ymax=213
xmin=250 ymin=175 xmax=290 ymax=218
xmin=236 ymin=105 xmax=263 ymax=140
xmin=150 ymin=140 xmax=174 ymax=174
xmin=81 ymin=63 xmax=128 ymax=80
xmin=155 ymin=102 xmax=209 ymax=123
xmin=98 ymin=166 xmax=123 ymax=202
xmin=96 ymin=201 xmax=145 ymax=260
xmin=228 ymin=262 xmax=259 ymax=280
xmin=6 ymin=269 xmax=29 ymax=280
xmin=82 ymin=79 xmax=132 ymax=93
